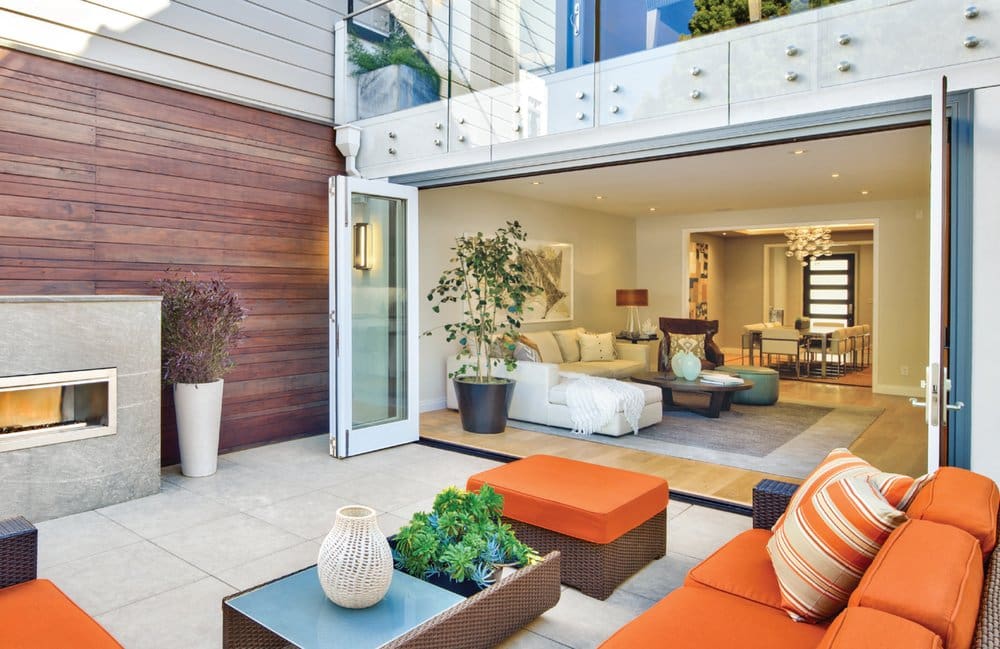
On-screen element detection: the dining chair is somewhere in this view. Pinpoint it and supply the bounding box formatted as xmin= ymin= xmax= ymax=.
xmin=760 ymin=327 xmax=803 ymax=377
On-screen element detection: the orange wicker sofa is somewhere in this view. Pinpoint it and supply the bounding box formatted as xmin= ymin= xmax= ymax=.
xmin=601 ymin=466 xmax=1000 ymax=649
xmin=0 ymin=516 xmax=124 ymax=648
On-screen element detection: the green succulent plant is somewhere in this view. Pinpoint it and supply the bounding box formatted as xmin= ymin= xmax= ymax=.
xmin=392 ymin=484 xmax=541 ymax=590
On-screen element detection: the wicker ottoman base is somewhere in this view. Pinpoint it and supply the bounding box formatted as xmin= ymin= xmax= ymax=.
xmin=505 ymin=510 xmax=667 ymax=600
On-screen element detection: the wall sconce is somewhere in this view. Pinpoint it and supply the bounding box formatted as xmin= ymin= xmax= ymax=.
xmin=353 ymin=222 xmax=372 ymax=270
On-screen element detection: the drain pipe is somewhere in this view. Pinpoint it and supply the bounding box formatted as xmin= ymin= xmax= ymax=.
xmin=335 ymin=124 xmax=362 ymax=177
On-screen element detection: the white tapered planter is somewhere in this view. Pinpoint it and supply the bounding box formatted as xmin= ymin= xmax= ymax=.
xmin=174 ymin=379 xmax=224 ymax=477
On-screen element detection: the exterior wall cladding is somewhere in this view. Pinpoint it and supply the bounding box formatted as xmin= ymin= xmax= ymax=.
xmin=0 ymin=47 xmax=344 ymax=465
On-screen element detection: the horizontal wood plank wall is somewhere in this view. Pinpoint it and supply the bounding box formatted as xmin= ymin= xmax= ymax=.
xmin=0 ymin=48 xmax=342 ymax=465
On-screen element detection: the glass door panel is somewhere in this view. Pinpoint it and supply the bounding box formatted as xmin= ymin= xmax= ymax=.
xmin=803 ymin=253 xmax=855 ymax=327
xmin=330 ymin=176 xmax=419 ymax=458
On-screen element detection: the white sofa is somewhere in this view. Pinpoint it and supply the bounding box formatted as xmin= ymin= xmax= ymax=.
xmin=445 ymin=329 xmax=663 ymax=437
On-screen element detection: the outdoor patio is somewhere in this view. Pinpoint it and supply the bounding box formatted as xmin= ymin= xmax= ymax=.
xmin=32 ymin=435 xmax=751 ymax=648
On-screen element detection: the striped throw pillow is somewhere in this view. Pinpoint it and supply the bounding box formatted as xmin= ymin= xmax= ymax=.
xmin=767 ymin=475 xmax=908 ymax=622
xmin=773 ymin=448 xmax=926 ymax=530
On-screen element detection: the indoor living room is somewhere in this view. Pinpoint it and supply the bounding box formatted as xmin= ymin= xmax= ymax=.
xmin=418 ymin=126 xmax=931 ymax=505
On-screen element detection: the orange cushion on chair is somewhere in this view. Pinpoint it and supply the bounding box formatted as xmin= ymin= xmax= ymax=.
xmin=599 ymin=586 xmax=827 ymax=649
xmin=685 ymin=528 xmax=783 ymax=610
xmin=818 ymin=607 xmax=944 ymax=649
xmin=848 ymin=519 xmax=982 ymax=649
xmin=906 ymin=466 xmax=1000 ymax=555
xmin=0 ymin=579 xmax=123 ymax=648
xmin=466 ymin=455 xmax=668 ymax=545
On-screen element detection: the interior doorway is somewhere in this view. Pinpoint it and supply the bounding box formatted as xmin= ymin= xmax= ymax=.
xmin=416 ymin=122 xmax=945 ymax=504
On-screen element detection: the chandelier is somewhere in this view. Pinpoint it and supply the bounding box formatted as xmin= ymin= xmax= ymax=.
xmin=785 ymin=226 xmax=833 ymax=266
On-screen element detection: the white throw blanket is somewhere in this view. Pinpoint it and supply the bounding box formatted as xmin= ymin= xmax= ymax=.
xmin=562 ymin=373 xmax=645 ymax=436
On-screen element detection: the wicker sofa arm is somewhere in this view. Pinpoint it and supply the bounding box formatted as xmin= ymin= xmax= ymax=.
xmin=0 ymin=516 xmax=38 ymax=589
xmin=752 ymin=480 xmax=798 ymax=530
xmin=975 ymin=516 xmax=1000 ymax=649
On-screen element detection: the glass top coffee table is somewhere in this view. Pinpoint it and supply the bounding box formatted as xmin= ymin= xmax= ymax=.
xmin=222 ymin=552 xmax=562 ymax=649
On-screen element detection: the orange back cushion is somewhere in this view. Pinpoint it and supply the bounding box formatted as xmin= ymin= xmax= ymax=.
xmin=818 ymin=607 xmax=944 ymax=649
xmin=768 ymin=475 xmax=908 ymax=622
xmin=907 ymin=466 xmax=1000 ymax=555
xmin=848 ymin=519 xmax=983 ymax=649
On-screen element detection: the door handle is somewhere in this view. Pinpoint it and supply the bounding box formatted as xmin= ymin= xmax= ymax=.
xmin=946 ymin=401 xmax=965 ymax=411
xmin=572 ymin=2 xmax=581 ymax=36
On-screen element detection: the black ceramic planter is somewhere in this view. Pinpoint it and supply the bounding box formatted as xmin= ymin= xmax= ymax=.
xmin=452 ymin=378 xmax=515 ymax=434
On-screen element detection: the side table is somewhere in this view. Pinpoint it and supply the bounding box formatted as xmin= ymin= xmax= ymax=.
xmin=616 ymin=334 xmax=660 ymax=371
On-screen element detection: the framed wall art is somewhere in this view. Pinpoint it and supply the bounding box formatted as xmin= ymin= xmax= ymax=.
xmin=521 ymin=240 xmax=573 ymax=323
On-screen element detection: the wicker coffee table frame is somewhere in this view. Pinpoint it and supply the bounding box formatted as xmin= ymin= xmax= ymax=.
xmin=222 ymin=550 xmax=561 ymax=649
xmin=505 ymin=509 xmax=666 ymax=600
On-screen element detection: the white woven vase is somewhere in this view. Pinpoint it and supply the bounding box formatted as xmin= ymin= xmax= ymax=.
xmin=317 ymin=505 xmax=393 ymax=608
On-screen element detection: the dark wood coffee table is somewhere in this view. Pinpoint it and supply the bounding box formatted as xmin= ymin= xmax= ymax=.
xmin=631 ymin=371 xmax=753 ymax=418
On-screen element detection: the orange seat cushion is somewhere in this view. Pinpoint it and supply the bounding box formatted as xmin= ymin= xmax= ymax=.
xmin=466 ymin=455 xmax=668 ymax=544
xmin=599 ymin=586 xmax=828 ymax=649
xmin=848 ymin=519 xmax=982 ymax=649
xmin=685 ymin=528 xmax=783 ymax=610
xmin=818 ymin=607 xmax=944 ymax=649
xmin=0 ymin=579 xmax=123 ymax=648
xmin=906 ymin=466 xmax=1000 ymax=555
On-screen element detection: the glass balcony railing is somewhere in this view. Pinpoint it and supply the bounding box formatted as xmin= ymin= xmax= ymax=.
xmin=340 ymin=0 xmax=854 ymax=143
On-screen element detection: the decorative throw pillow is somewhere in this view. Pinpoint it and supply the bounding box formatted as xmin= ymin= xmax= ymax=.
xmin=767 ymin=475 xmax=908 ymax=622
xmin=521 ymin=331 xmax=561 ymax=363
xmin=579 ymin=332 xmax=616 ymax=362
xmin=772 ymin=448 xmax=926 ymax=531
xmin=512 ymin=341 xmax=539 ymax=362
xmin=552 ymin=328 xmax=585 ymax=363
xmin=668 ymin=332 xmax=706 ymax=360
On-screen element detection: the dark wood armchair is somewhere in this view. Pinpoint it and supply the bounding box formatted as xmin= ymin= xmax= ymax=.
xmin=658 ymin=317 xmax=726 ymax=371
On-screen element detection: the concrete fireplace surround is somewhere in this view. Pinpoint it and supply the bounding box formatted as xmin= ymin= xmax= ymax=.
xmin=0 ymin=296 xmax=161 ymax=521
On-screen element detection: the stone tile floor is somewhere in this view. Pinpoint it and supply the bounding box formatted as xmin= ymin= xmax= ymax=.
xmin=35 ymin=435 xmax=751 ymax=648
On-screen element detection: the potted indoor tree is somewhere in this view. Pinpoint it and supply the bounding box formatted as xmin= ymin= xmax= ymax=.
xmin=392 ymin=485 xmax=541 ymax=596
xmin=155 ymin=273 xmax=247 ymax=477
xmin=426 ymin=220 xmax=537 ymax=433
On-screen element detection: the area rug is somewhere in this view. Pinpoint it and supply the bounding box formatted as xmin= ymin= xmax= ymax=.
xmin=506 ymin=399 xmax=883 ymax=480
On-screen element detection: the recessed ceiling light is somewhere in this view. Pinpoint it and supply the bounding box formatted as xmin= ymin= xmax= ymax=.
xmin=792 ymin=149 xmax=806 ymax=155
xmin=831 ymin=172 xmax=840 ymax=178
xmin=649 ymin=207 xmax=656 ymax=212
xmin=722 ymin=232 xmax=728 ymax=236
xmin=861 ymin=190 xmax=870 ymax=195
xmin=531 ymin=181 xmax=542 ymax=185
xmin=595 ymin=195 xmax=604 ymax=200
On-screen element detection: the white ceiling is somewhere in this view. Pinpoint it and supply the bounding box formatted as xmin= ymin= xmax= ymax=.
xmin=479 ymin=126 xmax=931 ymax=219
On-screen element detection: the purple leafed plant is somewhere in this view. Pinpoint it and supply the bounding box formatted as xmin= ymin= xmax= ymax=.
xmin=154 ymin=273 xmax=248 ymax=385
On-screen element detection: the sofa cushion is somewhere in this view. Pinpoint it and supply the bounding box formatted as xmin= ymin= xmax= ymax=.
xmin=768 ymin=475 xmax=908 ymax=622
xmin=0 ymin=579 xmax=123 ymax=648
xmin=667 ymin=332 xmax=706 ymax=359
xmin=774 ymin=448 xmax=925 ymax=530
xmin=466 ymin=454 xmax=668 ymax=545
xmin=522 ymin=331 xmax=562 ymax=364
xmin=553 ymin=327 xmax=585 ymax=363
xmin=685 ymin=528 xmax=783 ymax=610
xmin=818 ymin=607 xmax=944 ymax=649
xmin=549 ymin=381 xmax=660 ymax=407
xmin=558 ymin=360 xmax=642 ymax=378
xmin=579 ymin=331 xmax=616 ymax=361
xmin=598 ymin=586 xmax=827 ymax=649
xmin=848 ymin=519 xmax=982 ymax=649
xmin=906 ymin=466 xmax=999 ymax=555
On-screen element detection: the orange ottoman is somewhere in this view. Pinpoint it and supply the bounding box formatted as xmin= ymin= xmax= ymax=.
xmin=467 ymin=455 xmax=669 ymax=599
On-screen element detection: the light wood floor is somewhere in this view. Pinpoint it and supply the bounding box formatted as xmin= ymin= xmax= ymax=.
xmin=420 ymin=379 xmax=927 ymax=507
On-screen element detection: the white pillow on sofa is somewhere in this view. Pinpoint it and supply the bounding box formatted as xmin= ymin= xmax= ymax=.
xmin=553 ymin=327 xmax=586 ymax=363
xmin=579 ymin=332 xmax=616 ymax=362
xmin=522 ymin=331 xmax=563 ymax=363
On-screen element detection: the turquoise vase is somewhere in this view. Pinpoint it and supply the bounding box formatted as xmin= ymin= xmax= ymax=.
xmin=675 ymin=351 xmax=701 ymax=381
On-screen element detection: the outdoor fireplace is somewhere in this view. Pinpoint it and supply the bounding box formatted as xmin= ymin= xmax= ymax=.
xmin=0 ymin=368 xmax=116 ymax=452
